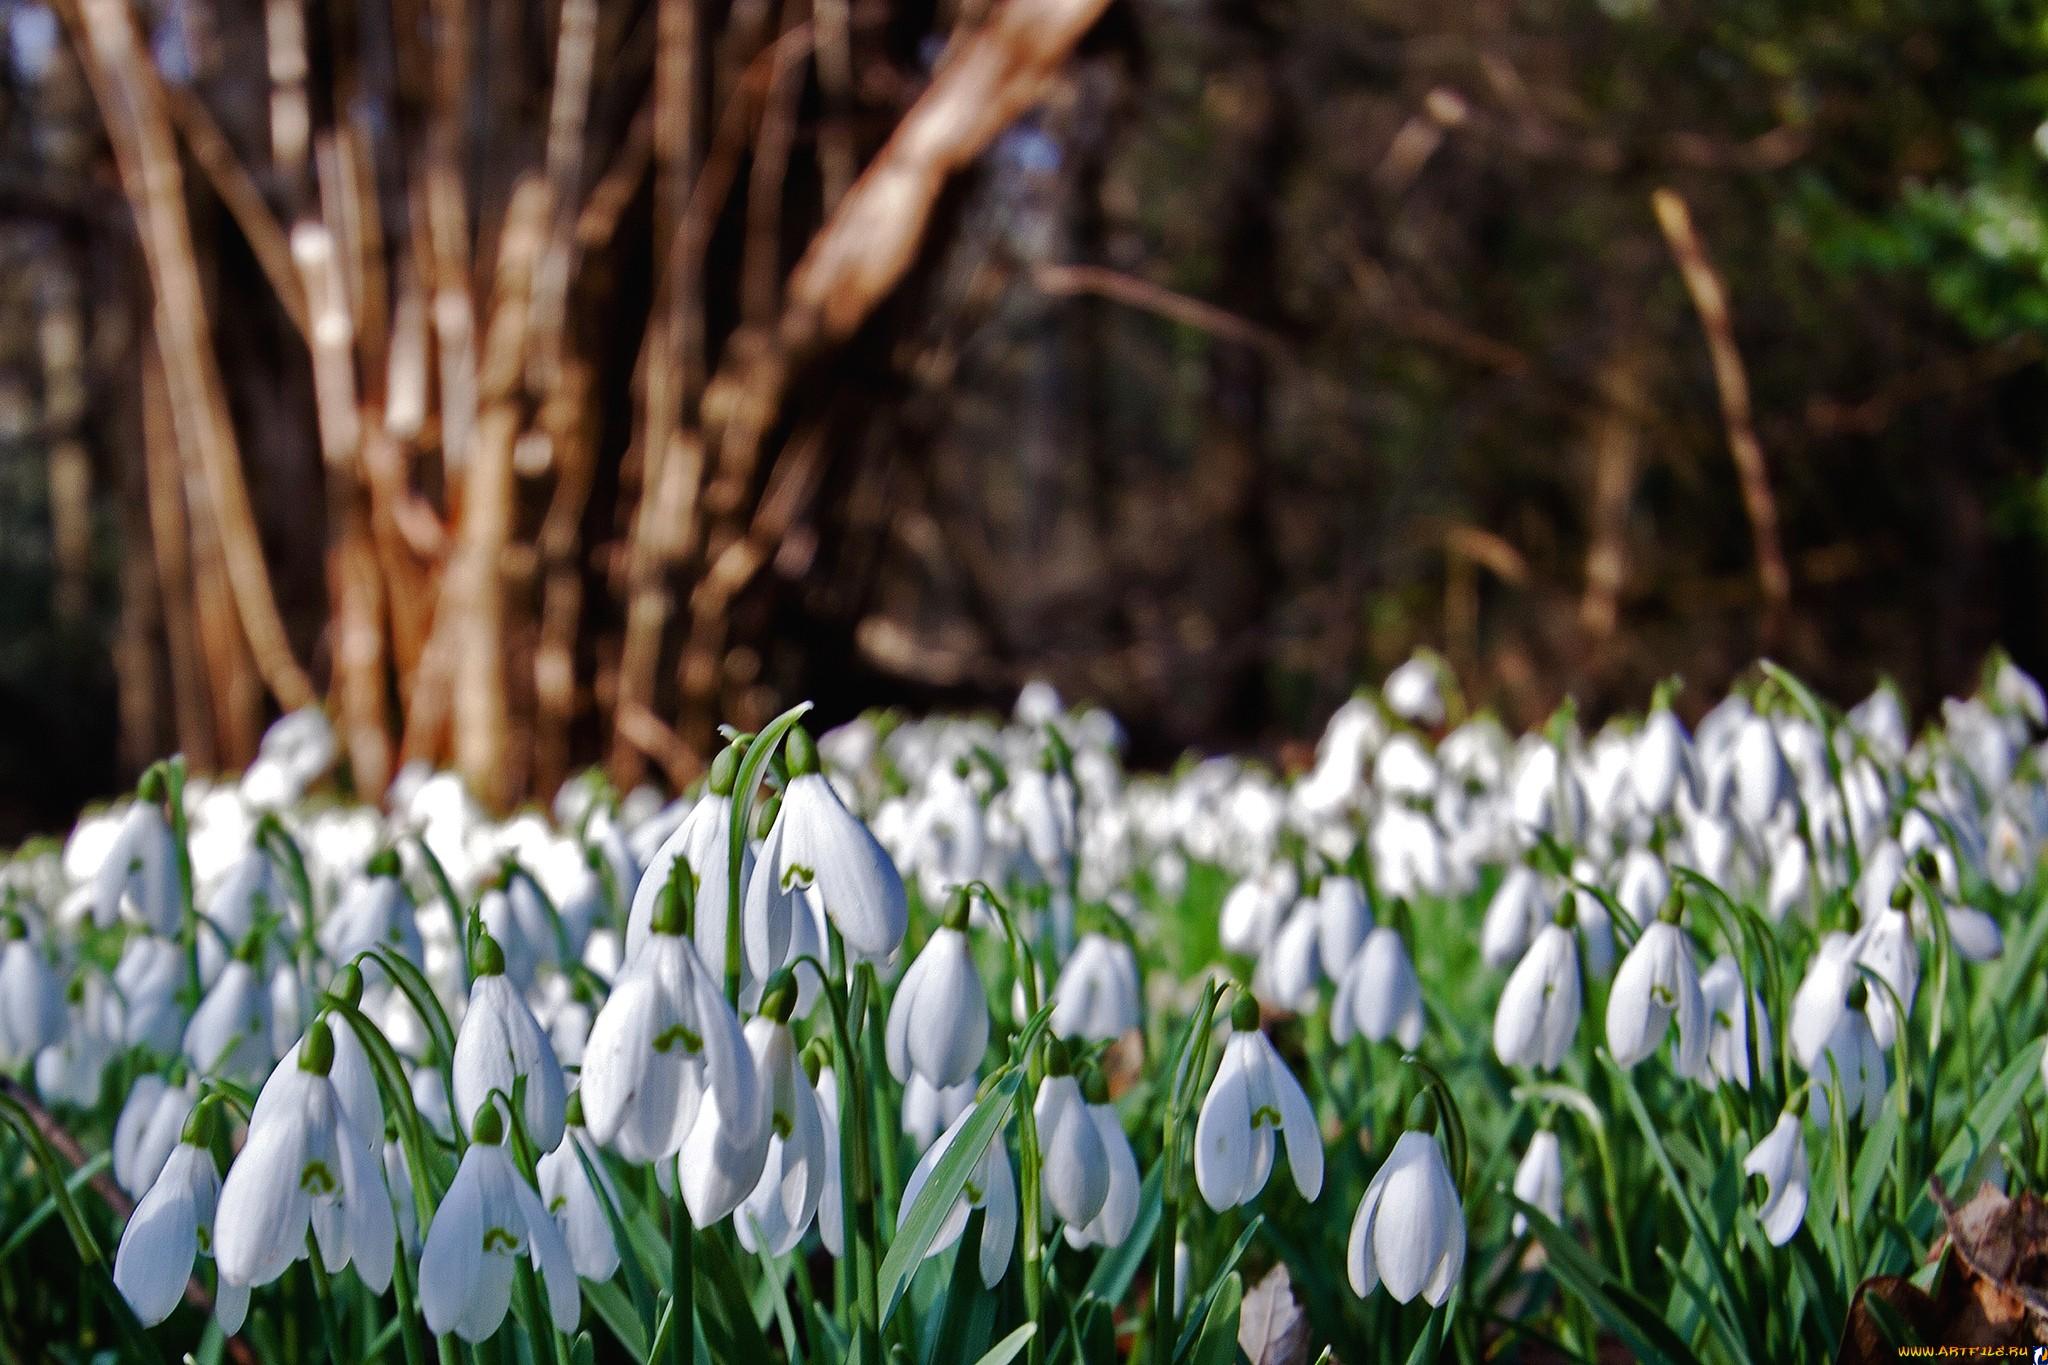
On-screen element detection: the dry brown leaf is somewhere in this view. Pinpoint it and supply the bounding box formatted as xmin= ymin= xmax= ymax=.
xmin=1237 ymin=1263 xmax=1310 ymax=1365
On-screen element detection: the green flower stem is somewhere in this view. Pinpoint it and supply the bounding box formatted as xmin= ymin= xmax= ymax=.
xmin=1153 ymin=982 xmax=1223 ymax=1365
xmin=670 ymin=1183 xmax=695 ymax=1365
xmin=159 ymin=758 xmax=202 ymax=1011
xmin=1018 ymin=1094 xmax=1046 ymax=1365
xmin=823 ymin=924 xmax=882 ymax=1364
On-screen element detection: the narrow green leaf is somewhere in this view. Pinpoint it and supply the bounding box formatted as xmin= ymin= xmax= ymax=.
xmin=969 ymin=1323 xmax=1037 ymax=1365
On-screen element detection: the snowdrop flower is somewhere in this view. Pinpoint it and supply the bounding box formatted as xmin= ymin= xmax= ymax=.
xmin=114 ymin=1100 xmax=241 ymax=1329
xmin=1194 ymin=996 xmax=1322 ymax=1211
xmin=1493 ymin=911 xmax=1580 ymax=1072
xmin=537 ymin=1094 xmax=622 ymax=1282
xmin=1613 ymin=848 xmax=1669 ymax=930
xmin=627 ymin=746 xmax=763 ymax=977
xmin=319 ymin=850 xmax=423 ymax=968
xmin=1855 ymin=897 xmax=1919 ymax=1049
xmin=1631 ymin=700 xmax=1698 ymax=816
xmin=182 ymin=949 xmax=275 ymax=1086
xmin=580 ymin=879 xmax=756 ymax=1165
xmin=903 ymin=1073 xmax=976 ymax=1151
xmin=885 ymin=892 xmax=988 ymax=1089
xmin=1009 ymin=755 xmax=1078 ymax=890
xmin=1510 ymin=739 xmax=1587 ymax=847
xmin=1252 ymin=906 xmax=1322 ymax=1013
xmin=453 ymin=931 xmax=568 ymax=1153
xmin=1034 ymin=1044 xmax=1109 ymax=1230
xmin=1050 ymin=932 xmax=1141 ymax=1042
xmin=0 ymin=913 xmax=64 ymax=1066
xmin=258 ymin=982 xmax=385 ymax=1161
xmin=898 ymin=1096 xmax=1017 ymax=1287
xmin=1481 ymin=866 xmax=1547 ymax=969
xmin=1063 ymin=1075 xmax=1140 ymax=1250
xmin=1384 ymin=653 xmax=1446 ymax=727
xmin=1742 ymin=1103 xmax=1810 ymax=1246
xmin=815 ymin=1066 xmax=844 ymax=1258
xmin=1347 ymin=1129 xmax=1465 ymax=1306
xmin=37 ymin=971 xmax=122 ymax=1107
xmin=90 ymin=785 xmax=179 ymax=933
xmin=1219 ymin=864 xmax=1298 ymax=958
xmin=734 ymin=985 xmax=830 ymax=1256
xmin=1510 ymin=1129 xmax=1563 ymax=1236
xmin=1789 ymin=932 xmax=1858 ymax=1069
xmin=1942 ymin=903 xmax=2005 ymax=964
xmin=214 ymin=1019 xmax=395 ymax=1299
xmin=113 ymin=1073 xmax=195 ymax=1199
xmin=1731 ymin=714 xmax=1792 ymax=829
xmin=1332 ymin=925 xmax=1425 ymax=1050
xmin=750 ymin=726 xmax=908 ymax=961
xmin=1606 ymin=900 xmax=1706 ymax=1076
xmin=115 ymin=933 xmax=186 ymax=1055
xmin=420 ymin=1099 xmax=581 ymax=1341
xmin=1815 ymin=988 xmax=1888 ymax=1128
xmin=1313 ymin=876 xmax=1374 ymax=972
xmin=1700 ymin=955 xmax=1770 ymax=1090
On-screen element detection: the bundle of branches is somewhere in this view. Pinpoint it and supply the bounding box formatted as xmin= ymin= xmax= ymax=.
xmin=32 ymin=0 xmax=1108 ymax=807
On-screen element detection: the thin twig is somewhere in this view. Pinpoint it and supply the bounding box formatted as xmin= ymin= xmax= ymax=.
xmin=1652 ymin=186 xmax=1791 ymax=641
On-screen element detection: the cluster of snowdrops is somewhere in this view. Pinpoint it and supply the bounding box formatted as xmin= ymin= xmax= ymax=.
xmin=0 ymin=655 xmax=2045 ymax=1364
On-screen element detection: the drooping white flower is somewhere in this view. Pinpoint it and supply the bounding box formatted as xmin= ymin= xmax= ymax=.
xmin=1064 ymin=1088 xmax=1140 ymax=1251
xmin=1700 ymin=955 xmax=1770 ymax=1091
xmin=182 ymin=955 xmax=275 ymax=1086
xmin=1606 ymin=915 xmax=1707 ymax=1076
xmin=113 ymin=1074 xmax=195 ymax=1199
xmin=1332 ymin=926 xmax=1425 ymax=1050
xmin=536 ymin=1098 xmax=622 ymax=1282
xmin=1219 ymin=864 xmax=1298 ymax=958
xmin=1384 ymin=654 xmax=1446 ymax=727
xmin=1742 ymin=1107 xmax=1809 ymax=1247
xmin=1854 ymin=904 xmax=1919 ymax=1049
xmin=1049 ymin=933 xmax=1141 ymax=1042
xmin=0 ymin=916 xmax=64 ymax=1066
xmin=319 ymin=853 xmax=424 ymax=969
xmin=885 ymin=901 xmax=989 ymax=1089
xmin=419 ymin=1101 xmax=581 ymax=1341
xmin=1731 ymin=715 xmax=1792 ymax=829
xmin=1493 ymin=921 xmax=1580 ymax=1072
xmin=1034 ymin=1061 xmax=1108 ymax=1230
xmin=1480 ymin=866 xmax=1547 ymax=970
xmin=1314 ymin=876 xmax=1374 ymax=971
xmin=902 ymin=1072 xmax=976 ymax=1152
xmin=816 ymin=1066 xmax=844 ymax=1259
xmin=115 ymin=1112 xmax=229 ymax=1327
xmin=627 ymin=757 xmax=764 ymax=979
xmin=1194 ymin=1002 xmax=1323 ymax=1211
xmin=452 ymin=933 xmax=568 ymax=1153
xmin=37 ymin=971 xmax=122 ymax=1107
xmin=1251 ymin=905 xmax=1323 ymax=1013
xmin=214 ymin=1019 xmax=395 ymax=1298
xmin=897 ymin=1098 xmax=1016 ymax=1288
xmin=90 ymin=796 xmax=179 ymax=934
xmin=749 ymin=728 xmax=908 ymax=961
xmin=580 ymin=884 xmax=757 ymax=1165
xmin=1510 ymin=1129 xmax=1563 ymax=1236
xmin=733 ymin=1002 xmax=829 ymax=1256
xmin=1347 ymin=1129 xmax=1465 ymax=1306
xmin=1631 ymin=704 xmax=1698 ymax=816
xmin=114 ymin=933 xmax=186 ymax=1055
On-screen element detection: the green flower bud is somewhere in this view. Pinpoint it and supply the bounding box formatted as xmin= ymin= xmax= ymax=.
xmin=785 ymin=726 xmax=820 ymax=778
xmin=300 ymin=1018 xmax=337 ymax=1076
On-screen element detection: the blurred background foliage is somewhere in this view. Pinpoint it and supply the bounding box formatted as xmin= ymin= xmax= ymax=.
xmin=0 ymin=0 xmax=2046 ymax=838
